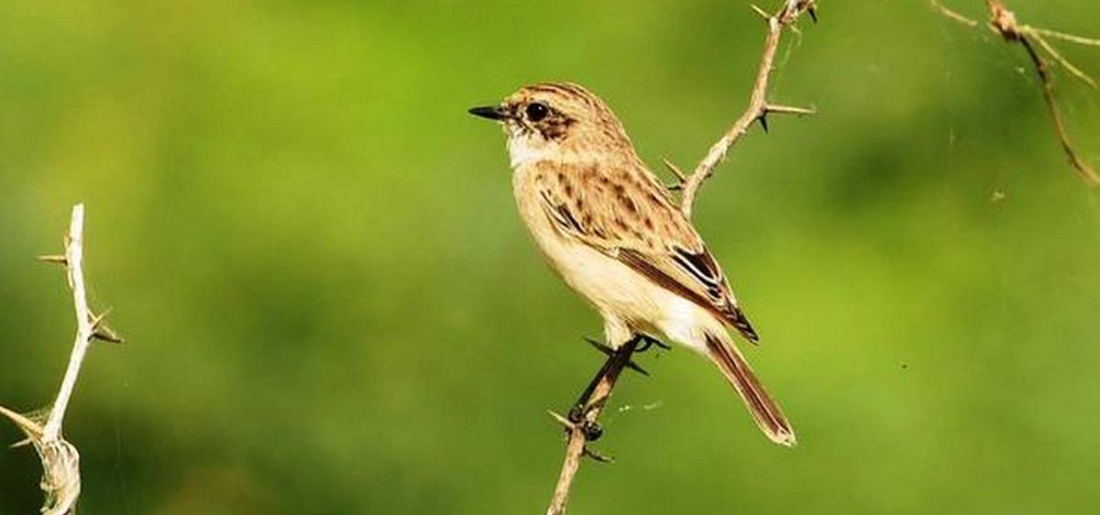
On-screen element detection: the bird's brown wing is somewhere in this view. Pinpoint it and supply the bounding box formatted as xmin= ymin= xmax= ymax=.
xmin=532 ymin=160 xmax=760 ymax=343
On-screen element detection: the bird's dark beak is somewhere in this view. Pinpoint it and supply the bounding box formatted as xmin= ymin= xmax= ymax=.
xmin=468 ymin=105 xmax=508 ymax=121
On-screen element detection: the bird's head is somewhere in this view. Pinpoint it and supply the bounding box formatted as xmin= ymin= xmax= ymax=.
xmin=469 ymin=82 xmax=635 ymax=167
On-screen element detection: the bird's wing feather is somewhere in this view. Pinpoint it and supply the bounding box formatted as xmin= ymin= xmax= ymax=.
xmin=533 ymin=160 xmax=759 ymax=343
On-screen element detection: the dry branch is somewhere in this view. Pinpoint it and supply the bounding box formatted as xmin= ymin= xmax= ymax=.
xmin=544 ymin=2 xmax=817 ymax=514
xmin=546 ymin=338 xmax=640 ymax=515
xmin=1 ymin=203 xmax=120 ymax=515
xmin=931 ymin=0 xmax=1100 ymax=185
xmin=679 ymin=0 xmax=818 ymax=219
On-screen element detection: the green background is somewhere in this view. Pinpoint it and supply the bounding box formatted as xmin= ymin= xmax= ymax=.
xmin=2 ymin=0 xmax=1099 ymax=513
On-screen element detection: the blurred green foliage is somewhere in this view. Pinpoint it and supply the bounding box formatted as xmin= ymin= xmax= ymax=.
xmin=2 ymin=0 xmax=1100 ymax=513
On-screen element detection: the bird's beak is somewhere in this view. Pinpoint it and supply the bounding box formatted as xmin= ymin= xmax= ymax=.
xmin=468 ymin=105 xmax=508 ymax=121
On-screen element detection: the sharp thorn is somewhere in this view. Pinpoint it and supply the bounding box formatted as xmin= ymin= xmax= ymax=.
xmin=92 ymin=326 xmax=124 ymax=343
xmin=583 ymin=446 xmax=615 ymax=463
xmin=11 ymin=438 xmax=34 ymax=449
xmin=661 ymin=157 xmax=687 ymax=182
xmin=548 ymin=410 xmax=574 ymax=430
xmin=584 ymin=337 xmax=647 ymax=376
xmin=37 ymin=255 xmax=67 ymax=265
xmin=89 ymin=310 xmax=109 ymax=327
xmin=644 ymin=335 xmax=672 ymax=351
xmin=808 ymin=5 xmax=818 ymax=23
xmin=766 ymin=103 xmax=817 ymax=116
xmin=89 ymin=311 xmax=124 ymax=343
xmin=584 ymin=337 xmax=614 ymax=356
xmin=750 ymin=4 xmax=770 ymax=20
xmin=758 ymin=114 xmax=770 ymax=133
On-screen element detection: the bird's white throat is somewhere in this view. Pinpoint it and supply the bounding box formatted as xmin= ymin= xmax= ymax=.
xmin=506 ymin=132 xmax=557 ymax=169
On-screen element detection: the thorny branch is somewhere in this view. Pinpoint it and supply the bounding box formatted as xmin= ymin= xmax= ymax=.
xmin=546 ymin=338 xmax=640 ymax=515
xmin=545 ymin=2 xmax=817 ymax=514
xmin=931 ymin=0 xmax=1100 ymax=185
xmin=0 ymin=204 xmax=121 ymax=515
xmin=678 ymin=0 xmax=818 ymax=219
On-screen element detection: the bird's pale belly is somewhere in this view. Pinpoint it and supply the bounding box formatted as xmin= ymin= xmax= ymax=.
xmin=513 ymin=172 xmax=717 ymax=351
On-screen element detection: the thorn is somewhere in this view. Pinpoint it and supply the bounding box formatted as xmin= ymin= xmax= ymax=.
xmin=583 ymin=337 xmax=648 ymax=376
xmin=582 ymin=446 xmax=614 ymax=463
xmin=758 ymin=114 xmax=770 ymax=133
xmin=11 ymin=438 xmax=33 ymax=449
xmin=548 ymin=410 xmax=573 ymax=429
xmin=661 ymin=157 xmax=687 ymax=183
xmin=748 ymin=4 xmax=765 ymax=20
xmin=89 ymin=311 xmax=124 ymax=343
xmin=92 ymin=326 xmax=124 ymax=344
xmin=37 ymin=255 xmax=67 ymax=265
xmin=583 ymin=337 xmax=611 ymax=354
xmin=808 ymin=5 xmax=818 ymax=24
xmin=766 ymin=103 xmax=817 ymax=116
xmin=625 ymin=361 xmax=648 ymax=376
xmin=0 ymin=405 xmax=44 ymax=441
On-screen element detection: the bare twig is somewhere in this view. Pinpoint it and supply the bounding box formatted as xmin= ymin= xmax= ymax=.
xmin=680 ymin=0 xmax=817 ymax=219
xmin=1017 ymin=33 xmax=1100 ymax=185
xmin=1 ymin=204 xmax=120 ymax=515
xmin=546 ymin=338 xmax=640 ymax=515
xmin=930 ymin=0 xmax=979 ymax=27
xmin=43 ymin=205 xmax=96 ymax=442
xmin=931 ymin=0 xmax=1100 ymax=185
xmin=1030 ymin=27 xmax=1100 ymax=48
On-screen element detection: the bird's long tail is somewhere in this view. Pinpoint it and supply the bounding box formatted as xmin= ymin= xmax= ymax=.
xmin=704 ymin=332 xmax=796 ymax=446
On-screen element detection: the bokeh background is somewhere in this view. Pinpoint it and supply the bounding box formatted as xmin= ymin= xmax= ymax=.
xmin=2 ymin=0 xmax=1099 ymax=513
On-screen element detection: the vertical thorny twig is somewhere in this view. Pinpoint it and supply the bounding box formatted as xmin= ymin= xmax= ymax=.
xmin=1 ymin=204 xmax=122 ymax=515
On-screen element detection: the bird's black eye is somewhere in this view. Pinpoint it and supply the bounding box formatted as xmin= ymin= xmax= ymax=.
xmin=525 ymin=102 xmax=549 ymax=122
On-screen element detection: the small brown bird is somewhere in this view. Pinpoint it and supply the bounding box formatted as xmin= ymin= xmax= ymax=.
xmin=470 ymin=82 xmax=794 ymax=446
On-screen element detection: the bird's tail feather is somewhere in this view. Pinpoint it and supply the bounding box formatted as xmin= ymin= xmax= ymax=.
xmin=704 ymin=332 xmax=796 ymax=447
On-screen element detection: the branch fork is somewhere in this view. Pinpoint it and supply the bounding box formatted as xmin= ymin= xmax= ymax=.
xmin=931 ymin=0 xmax=1100 ymax=185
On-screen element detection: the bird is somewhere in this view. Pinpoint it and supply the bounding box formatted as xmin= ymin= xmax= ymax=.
xmin=469 ymin=82 xmax=794 ymax=446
